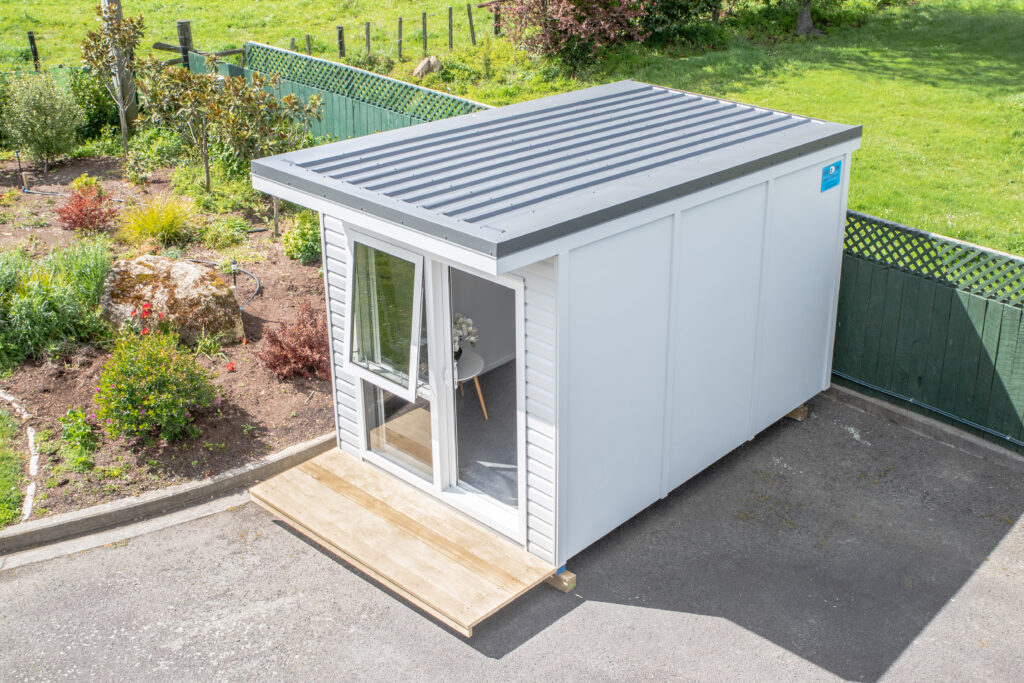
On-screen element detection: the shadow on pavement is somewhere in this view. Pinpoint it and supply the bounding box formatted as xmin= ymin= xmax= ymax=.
xmin=275 ymin=392 xmax=1023 ymax=680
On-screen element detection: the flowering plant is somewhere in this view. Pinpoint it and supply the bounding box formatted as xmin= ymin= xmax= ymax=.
xmin=122 ymin=301 xmax=170 ymax=338
xmin=452 ymin=313 xmax=478 ymax=354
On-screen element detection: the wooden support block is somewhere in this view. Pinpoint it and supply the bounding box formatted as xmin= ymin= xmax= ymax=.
xmin=785 ymin=404 xmax=809 ymax=422
xmin=546 ymin=569 xmax=576 ymax=593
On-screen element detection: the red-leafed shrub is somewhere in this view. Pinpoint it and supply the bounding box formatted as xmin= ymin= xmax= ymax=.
xmin=504 ymin=0 xmax=647 ymax=64
xmin=257 ymin=301 xmax=330 ymax=380
xmin=55 ymin=186 xmax=118 ymax=232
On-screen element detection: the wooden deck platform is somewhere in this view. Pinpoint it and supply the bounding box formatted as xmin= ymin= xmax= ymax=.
xmin=249 ymin=447 xmax=556 ymax=637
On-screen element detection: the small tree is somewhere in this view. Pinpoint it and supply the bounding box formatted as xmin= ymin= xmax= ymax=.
xmin=137 ymin=58 xmax=221 ymax=191
xmin=2 ymin=75 xmax=85 ymax=172
xmin=81 ymin=2 xmax=144 ymax=158
xmin=214 ymin=69 xmax=323 ymax=175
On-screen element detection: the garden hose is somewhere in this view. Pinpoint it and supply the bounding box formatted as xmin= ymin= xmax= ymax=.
xmin=187 ymin=259 xmax=262 ymax=310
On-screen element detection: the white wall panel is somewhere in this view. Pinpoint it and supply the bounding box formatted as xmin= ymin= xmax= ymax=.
xmin=560 ymin=218 xmax=673 ymax=562
xmin=664 ymin=184 xmax=767 ymax=492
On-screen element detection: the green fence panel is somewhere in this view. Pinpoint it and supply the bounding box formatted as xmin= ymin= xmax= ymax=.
xmin=187 ymin=43 xmax=489 ymax=143
xmin=835 ymin=211 xmax=1024 ymax=452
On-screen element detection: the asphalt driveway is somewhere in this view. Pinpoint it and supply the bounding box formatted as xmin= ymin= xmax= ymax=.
xmin=1 ymin=389 xmax=1022 ymax=681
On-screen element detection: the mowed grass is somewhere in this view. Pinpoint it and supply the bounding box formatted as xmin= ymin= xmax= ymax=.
xmin=0 ymin=409 xmax=24 ymax=527
xmin=1 ymin=0 xmax=1021 ymax=251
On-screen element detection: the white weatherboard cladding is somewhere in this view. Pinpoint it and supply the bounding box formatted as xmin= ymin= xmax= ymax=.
xmin=557 ymin=152 xmax=851 ymax=564
xmin=323 ymin=216 xmax=363 ymax=455
xmin=514 ymin=257 xmax=558 ymax=564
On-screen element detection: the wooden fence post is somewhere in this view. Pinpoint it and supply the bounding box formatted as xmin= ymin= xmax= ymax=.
xmin=422 ymin=12 xmax=427 ymax=53
xmin=466 ymin=4 xmax=476 ymax=46
xmin=448 ymin=7 xmax=453 ymax=50
xmin=494 ymin=3 xmax=501 ymax=35
xmin=365 ymin=22 xmax=371 ymax=54
xmin=305 ymin=33 xmax=312 ymax=55
xmin=337 ymin=26 xmax=345 ymax=58
xmin=176 ymin=20 xmax=193 ymax=70
xmin=27 ymin=32 xmax=39 ymax=71
xmin=289 ymin=37 xmax=297 ymax=51
xmin=398 ymin=17 xmax=403 ymax=60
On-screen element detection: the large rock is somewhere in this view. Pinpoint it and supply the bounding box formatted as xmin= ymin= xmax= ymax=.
xmin=413 ymin=56 xmax=443 ymax=79
xmin=100 ymin=255 xmax=244 ymax=345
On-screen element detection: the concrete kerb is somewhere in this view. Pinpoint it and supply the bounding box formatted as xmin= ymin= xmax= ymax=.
xmin=825 ymin=384 xmax=1024 ymax=472
xmin=0 ymin=432 xmax=336 ymax=556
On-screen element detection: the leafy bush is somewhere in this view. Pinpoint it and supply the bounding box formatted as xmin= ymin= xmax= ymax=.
xmin=344 ymin=52 xmax=396 ymax=74
xmin=2 ymin=74 xmax=85 ymax=171
xmin=71 ymin=124 xmax=123 ymax=159
xmin=124 ymin=126 xmax=185 ymax=184
xmin=68 ymin=68 xmax=119 ymax=141
xmin=200 ymin=216 xmax=249 ymax=249
xmin=257 ymin=301 xmax=330 ymax=380
xmin=59 ymin=406 xmax=99 ymax=472
xmin=95 ymin=329 xmax=216 ymax=442
xmin=118 ymin=194 xmax=193 ymax=246
xmin=642 ymin=0 xmax=723 ymax=43
xmin=0 ymin=239 xmax=112 ymax=370
xmin=0 ymin=73 xmax=10 ymax=148
xmin=504 ymin=0 xmax=647 ymax=65
xmin=171 ymin=160 xmax=264 ymax=214
xmin=55 ymin=181 xmax=118 ymax=232
xmin=0 ymin=409 xmax=22 ymax=528
xmin=282 ymin=210 xmax=321 ymax=264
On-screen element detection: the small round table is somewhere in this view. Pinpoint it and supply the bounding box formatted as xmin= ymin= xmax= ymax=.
xmin=455 ymin=349 xmax=488 ymax=420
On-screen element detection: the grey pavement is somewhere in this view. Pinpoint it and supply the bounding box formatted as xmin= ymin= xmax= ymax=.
xmin=1 ymin=391 xmax=1022 ymax=682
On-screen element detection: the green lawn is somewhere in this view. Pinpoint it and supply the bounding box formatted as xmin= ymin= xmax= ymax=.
xmin=2 ymin=0 xmax=1022 ymax=252
xmin=0 ymin=409 xmax=24 ymax=528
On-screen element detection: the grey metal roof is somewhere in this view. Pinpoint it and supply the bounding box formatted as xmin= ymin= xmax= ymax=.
xmin=252 ymin=80 xmax=861 ymax=259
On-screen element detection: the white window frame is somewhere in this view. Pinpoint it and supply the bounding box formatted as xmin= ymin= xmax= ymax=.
xmin=344 ymin=229 xmax=425 ymax=403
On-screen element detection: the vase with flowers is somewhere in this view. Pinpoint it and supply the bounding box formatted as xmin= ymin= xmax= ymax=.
xmin=452 ymin=313 xmax=478 ymax=361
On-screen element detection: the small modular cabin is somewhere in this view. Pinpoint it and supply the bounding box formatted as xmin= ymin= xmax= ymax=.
xmin=250 ymin=80 xmax=861 ymax=633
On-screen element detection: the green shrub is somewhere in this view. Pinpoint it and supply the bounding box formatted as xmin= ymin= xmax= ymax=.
xmin=124 ymin=126 xmax=186 ymax=184
xmin=59 ymin=406 xmax=99 ymax=454
xmin=171 ymin=160 xmax=264 ymax=214
xmin=2 ymin=74 xmax=85 ymax=171
xmin=642 ymin=0 xmax=724 ymax=44
xmin=118 ymin=194 xmax=193 ymax=246
xmin=0 ymin=73 xmax=10 ymax=148
xmin=0 ymin=238 xmax=112 ymax=370
xmin=200 ymin=216 xmax=249 ymax=249
xmin=68 ymin=68 xmax=119 ymax=141
xmin=95 ymin=330 xmax=216 ymax=443
xmin=282 ymin=210 xmax=321 ymax=264
xmin=71 ymin=124 xmax=123 ymax=159
xmin=0 ymin=409 xmax=23 ymax=528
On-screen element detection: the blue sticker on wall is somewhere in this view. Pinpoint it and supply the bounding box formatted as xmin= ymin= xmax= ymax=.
xmin=821 ymin=161 xmax=842 ymax=192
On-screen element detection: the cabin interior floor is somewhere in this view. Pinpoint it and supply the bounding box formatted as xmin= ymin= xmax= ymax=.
xmin=456 ymin=360 xmax=518 ymax=508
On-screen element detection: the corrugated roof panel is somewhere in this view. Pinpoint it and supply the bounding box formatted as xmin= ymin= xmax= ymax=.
xmin=252 ymin=80 xmax=861 ymax=258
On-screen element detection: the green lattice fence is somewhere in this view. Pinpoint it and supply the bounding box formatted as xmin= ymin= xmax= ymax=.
xmin=189 ymin=43 xmax=488 ymax=141
xmin=834 ymin=211 xmax=1024 ymax=451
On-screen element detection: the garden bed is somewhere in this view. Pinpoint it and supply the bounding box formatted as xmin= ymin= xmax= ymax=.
xmin=0 ymin=156 xmax=335 ymax=523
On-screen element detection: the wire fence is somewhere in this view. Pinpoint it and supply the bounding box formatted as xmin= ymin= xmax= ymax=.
xmin=277 ymin=3 xmax=498 ymax=62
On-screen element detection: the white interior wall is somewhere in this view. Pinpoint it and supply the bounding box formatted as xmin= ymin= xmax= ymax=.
xmin=450 ymin=269 xmax=517 ymax=372
xmin=557 ymin=152 xmax=852 ymax=564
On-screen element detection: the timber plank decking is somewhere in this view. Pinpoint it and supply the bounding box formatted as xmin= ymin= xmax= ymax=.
xmin=249 ymin=447 xmax=555 ymax=637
